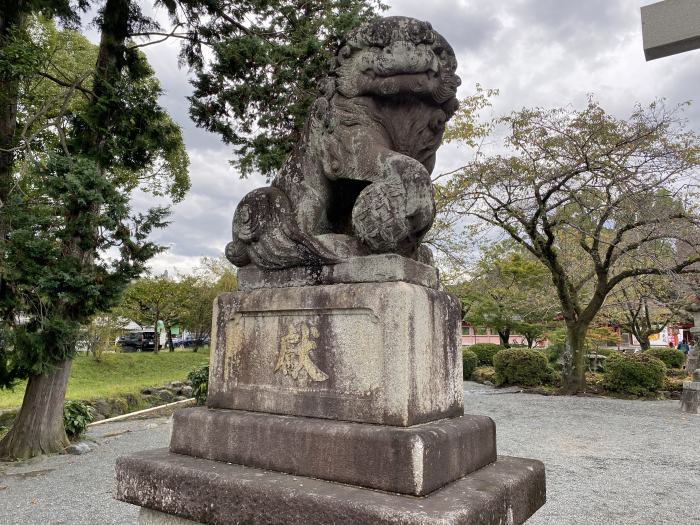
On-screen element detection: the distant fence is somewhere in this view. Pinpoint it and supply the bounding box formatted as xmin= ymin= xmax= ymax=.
xmin=461 ymin=334 xmax=547 ymax=348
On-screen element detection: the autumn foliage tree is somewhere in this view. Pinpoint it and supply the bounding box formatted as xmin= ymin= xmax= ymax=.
xmin=442 ymin=99 xmax=700 ymax=393
xmin=451 ymin=242 xmax=558 ymax=348
xmin=603 ymin=275 xmax=687 ymax=351
xmin=176 ymin=256 xmax=238 ymax=351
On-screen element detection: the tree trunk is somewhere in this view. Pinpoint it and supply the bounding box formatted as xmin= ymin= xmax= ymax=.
xmin=638 ymin=333 xmax=651 ymax=352
xmin=561 ymin=324 xmax=588 ymax=394
xmin=166 ymin=327 xmax=174 ymax=352
xmin=0 ymin=6 xmax=25 ymax=321
xmin=525 ymin=334 xmax=534 ymax=348
xmin=0 ymin=360 xmax=72 ymax=459
xmin=153 ymin=311 xmax=160 ymax=353
xmin=498 ymin=327 xmax=511 ymax=348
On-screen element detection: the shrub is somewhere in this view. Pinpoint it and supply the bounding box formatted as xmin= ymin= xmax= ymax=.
xmin=467 ymin=343 xmax=505 ymax=366
xmin=187 ymin=364 xmax=209 ymax=405
xmin=591 ymin=347 xmax=617 ymax=358
xmin=667 ymin=368 xmax=691 ymax=378
xmin=472 ymin=366 xmax=497 ymax=384
xmin=63 ymin=400 xmax=95 ymax=438
xmin=493 ymin=348 xmax=553 ymax=387
xmin=664 ymin=375 xmax=685 ymax=392
xmin=545 ymin=343 xmax=564 ymax=367
xmin=602 ymin=353 xmax=666 ymax=396
xmin=644 ymin=347 xmax=685 ymax=369
xmin=462 ymin=349 xmax=478 ymax=380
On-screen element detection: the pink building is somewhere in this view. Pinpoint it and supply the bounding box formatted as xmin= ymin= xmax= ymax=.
xmin=461 ymin=323 xmax=546 ymax=348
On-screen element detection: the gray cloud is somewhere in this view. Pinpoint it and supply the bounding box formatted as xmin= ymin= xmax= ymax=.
xmin=119 ymin=0 xmax=700 ymax=274
xmin=387 ymin=0 xmax=503 ymax=53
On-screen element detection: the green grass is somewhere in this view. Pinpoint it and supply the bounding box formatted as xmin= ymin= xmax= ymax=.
xmin=0 ymin=350 xmax=210 ymax=410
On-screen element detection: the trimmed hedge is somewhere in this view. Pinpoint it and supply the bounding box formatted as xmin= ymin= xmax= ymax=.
xmin=472 ymin=366 xmax=497 ymax=384
xmin=602 ymin=353 xmax=666 ymax=396
xmin=644 ymin=347 xmax=685 ymax=369
xmin=467 ymin=343 xmax=505 ymax=366
xmin=462 ymin=349 xmax=478 ymax=380
xmin=493 ymin=348 xmax=552 ymax=387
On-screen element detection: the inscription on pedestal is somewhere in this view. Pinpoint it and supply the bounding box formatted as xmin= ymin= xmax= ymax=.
xmin=207 ymin=282 xmax=463 ymax=426
xmin=218 ymin=307 xmax=380 ymax=398
xmin=275 ymin=323 xmax=328 ymax=383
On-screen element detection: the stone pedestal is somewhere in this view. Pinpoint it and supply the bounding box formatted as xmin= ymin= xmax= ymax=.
xmin=116 ymin=255 xmax=546 ymax=524
xmin=123 ymin=451 xmax=545 ymax=525
xmin=207 ymin=279 xmax=463 ymax=426
xmin=681 ymin=370 xmax=700 ymax=414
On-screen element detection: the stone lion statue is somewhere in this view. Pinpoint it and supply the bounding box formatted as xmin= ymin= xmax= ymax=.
xmin=226 ymin=16 xmax=461 ymax=270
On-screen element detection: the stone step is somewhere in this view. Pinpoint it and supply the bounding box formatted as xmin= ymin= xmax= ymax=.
xmin=116 ymin=449 xmax=546 ymax=525
xmin=169 ymin=407 xmax=496 ymax=496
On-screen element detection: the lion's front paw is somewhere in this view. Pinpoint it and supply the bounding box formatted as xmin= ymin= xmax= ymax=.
xmin=352 ymin=179 xmax=409 ymax=252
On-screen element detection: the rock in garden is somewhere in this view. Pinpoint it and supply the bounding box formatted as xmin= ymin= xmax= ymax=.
xmin=65 ymin=442 xmax=91 ymax=455
xmin=181 ymin=385 xmax=193 ymax=397
xmin=156 ymin=390 xmax=174 ymax=403
xmin=91 ymin=399 xmax=111 ymax=418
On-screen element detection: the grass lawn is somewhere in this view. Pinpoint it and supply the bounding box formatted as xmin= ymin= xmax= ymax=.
xmin=0 ymin=349 xmax=210 ymax=410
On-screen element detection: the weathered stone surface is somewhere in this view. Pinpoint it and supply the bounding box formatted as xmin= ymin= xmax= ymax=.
xmin=169 ymin=407 xmax=495 ymax=496
xmin=681 ymin=371 xmax=700 ymax=414
xmin=65 ymin=442 xmax=91 ymax=455
xmin=237 ymin=254 xmax=439 ymax=291
xmin=225 ymin=17 xmax=461 ymax=270
xmin=685 ymin=348 xmax=699 ymax=374
xmin=139 ymin=508 xmax=198 ymax=525
xmin=117 ymin=449 xmax=546 ymax=525
xmin=207 ymin=281 xmax=463 ymax=426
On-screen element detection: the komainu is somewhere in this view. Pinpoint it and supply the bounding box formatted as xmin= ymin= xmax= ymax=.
xmin=226 ymin=16 xmax=461 ymax=270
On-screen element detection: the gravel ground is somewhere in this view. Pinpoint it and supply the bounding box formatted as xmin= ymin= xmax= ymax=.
xmin=0 ymin=383 xmax=698 ymax=525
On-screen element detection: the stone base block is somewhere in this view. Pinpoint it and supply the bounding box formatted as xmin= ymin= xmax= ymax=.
xmin=117 ymin=449 xmax=546 ymax=525
xmin=170 ymin=407 xmax=496 ymax=496
xmin=681 ymin=380 xmax=700 ymax=414
xmin=139 ymin=509 xmax=197 ymax=525
xmin=237 ymin=254 xmax=439 ymax=291
xmin=208 ymin=281 xmax=463 ymax=426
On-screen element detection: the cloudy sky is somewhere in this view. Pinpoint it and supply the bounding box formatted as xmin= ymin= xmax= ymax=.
xmin=120 ymin=0 xmax=700 ymax=275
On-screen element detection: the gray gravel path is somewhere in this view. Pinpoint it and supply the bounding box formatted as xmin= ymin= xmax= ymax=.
xmin=462 ymin=383 xmax=700 ymax=525
xmin=0 ymin=418 xmax=169 ymax=524
xmin=0 ymin=383 xmax=698 ymax=524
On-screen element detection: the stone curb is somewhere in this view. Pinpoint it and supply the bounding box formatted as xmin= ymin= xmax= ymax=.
xmin=89 ymin=398 xmax=195 ymax=427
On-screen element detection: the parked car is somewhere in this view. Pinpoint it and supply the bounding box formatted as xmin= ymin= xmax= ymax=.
xmin=118 ymin=331 xmax=156 ymax=352
xmin=178 ymin=334 xmax=210 ymax=348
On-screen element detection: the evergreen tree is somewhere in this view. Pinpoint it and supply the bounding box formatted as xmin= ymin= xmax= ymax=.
xmin=157 ymin=0 xmax=386 ymax=177
xmin=0 ymin=4 xmax=189 ymax=459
